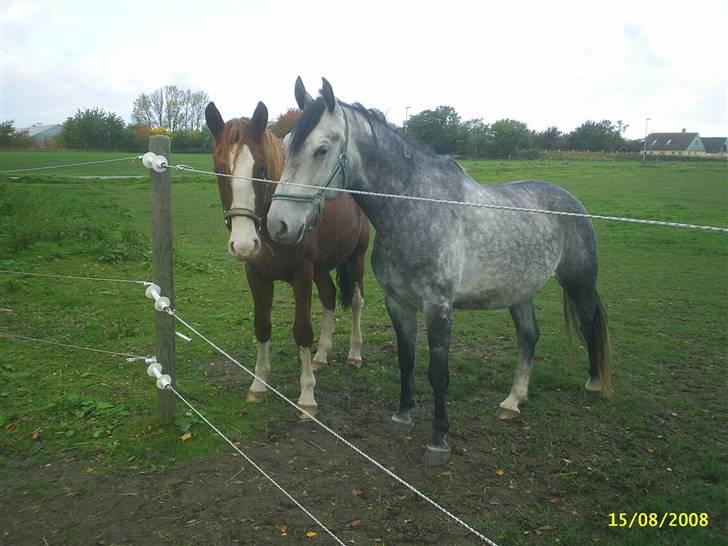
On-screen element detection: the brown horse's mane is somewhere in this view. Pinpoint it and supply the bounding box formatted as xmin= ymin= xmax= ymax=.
xmin=213 ymin=117 xmax=287 ymax=216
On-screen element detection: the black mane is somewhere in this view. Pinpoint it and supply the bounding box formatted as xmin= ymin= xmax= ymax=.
xmin=289 ymin=97 xmax=326 ymax=153
xmin=291 ymin=97 xmax=460 ymax=173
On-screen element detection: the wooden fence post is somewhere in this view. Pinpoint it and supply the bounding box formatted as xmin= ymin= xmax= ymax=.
xmin=149 ymin=135 xmax=176 ymax=423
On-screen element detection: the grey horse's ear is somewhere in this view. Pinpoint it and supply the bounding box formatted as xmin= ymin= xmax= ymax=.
xmin=321 ymin=77 xmax=336 ymax=113
xmin=294 ymin=76 xmax=313 ymax=110
xmin=205 ymin=102 xmax=225 ymax=138
xmin=250 ymin=101 xmax=268 ymax=141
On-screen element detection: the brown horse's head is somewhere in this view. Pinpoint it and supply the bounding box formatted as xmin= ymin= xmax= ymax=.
xmin=205 ymin=101 xmax=284 ymax=260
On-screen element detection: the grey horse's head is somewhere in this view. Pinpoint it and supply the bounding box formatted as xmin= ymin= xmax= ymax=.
xmin=267 ymin=77 xmax=351 ymax=245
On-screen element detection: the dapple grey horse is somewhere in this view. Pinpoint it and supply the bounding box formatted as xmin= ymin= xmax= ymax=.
xmin=267 ymin=78 xmax=611 ymax=465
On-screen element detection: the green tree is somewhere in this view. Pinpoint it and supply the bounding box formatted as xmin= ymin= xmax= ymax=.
xmin=568 ymin=120 xmax=628 ymax=152
xmin=535 ymin=126 xmax=562 ymax=150
xmin=488 ymin=119 xmax=533 ymax=158
xmin=0 ymin=120 xmax=14 ymax=149
xmin=61 ymin=108 xmax=126 ymax=150
xmin=462 ymin=118 xmax=491 ymax=158
xmin=407 ymin=106 xmax=466 ymax=155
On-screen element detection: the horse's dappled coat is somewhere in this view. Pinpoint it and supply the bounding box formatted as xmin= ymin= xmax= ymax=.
xmin=267 ymin=78 xmax=611 ymax=465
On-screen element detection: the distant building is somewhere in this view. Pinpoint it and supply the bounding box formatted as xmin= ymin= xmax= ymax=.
xmin=645 ymin=130 xmax=704 ymax=156
xmin=18 ymin=123 xmax=63 ymax=146
xmin=643 ymin=130 xmax=728 ymax=159
xmin=701 ymin=137 xmax=728 ymax=158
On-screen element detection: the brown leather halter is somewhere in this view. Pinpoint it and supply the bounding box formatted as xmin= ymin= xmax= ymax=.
xmin=223 ymin=207 xmax=262 ymax=232
xmin=222 ymin=161 xmax=267 ymax=233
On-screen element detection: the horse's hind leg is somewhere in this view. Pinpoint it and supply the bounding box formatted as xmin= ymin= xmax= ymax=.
xmin=497 ymin=299 xmax=540 ymax=420
xmin=563 ymin=284 xmax=612 ymax=400
xmin=244 ymin=264 xmax=274 ymax=402
xmin=313 ymin=272 xmax=336 ymax=370
xmin=345 ymin=248 xmax=366 ymax=368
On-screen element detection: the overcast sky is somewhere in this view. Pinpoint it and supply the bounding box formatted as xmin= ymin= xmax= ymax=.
xmin=1 ymin=0 xmax=726 ymax=140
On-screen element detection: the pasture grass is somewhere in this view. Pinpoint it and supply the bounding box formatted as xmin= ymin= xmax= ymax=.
xmin=1 ymin=153 xmax=726 ymax=544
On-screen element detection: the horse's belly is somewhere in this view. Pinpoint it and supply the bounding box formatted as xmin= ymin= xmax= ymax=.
xmin=454 ymin=271 xmax=552 ymax=309
xmin=454 ymin=239 xmax=561 ymax=309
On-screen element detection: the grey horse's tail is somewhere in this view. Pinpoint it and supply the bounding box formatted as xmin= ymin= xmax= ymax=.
xmin=563 ymin=290 xmax=613 ymax=396
xmin=336 ymin=263 xmax=354 ymax=309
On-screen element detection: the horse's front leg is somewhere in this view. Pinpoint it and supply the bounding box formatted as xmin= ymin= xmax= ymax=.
xmin=244 ymin=264 xmax=274 ymax=402
xmin=292 ymin=266 xmax=316 ymax=420
xmin=424 ymin=302 xmax=453 ymax=466
xmin=384 ymin=294 xmax=417 ymax=434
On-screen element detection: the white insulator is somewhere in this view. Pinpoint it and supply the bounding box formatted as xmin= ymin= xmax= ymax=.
xmin=151 ymin=155 xmax=168 ymax=173
xmin=154 ymin=296 xmax=171 ymax=312
xmin=145 ymin=283 xmax=162 ymax=301
xmin=156 ymin=374 xmax=172 ymax=390
xmin=145 ymin=356 xmax=158 ymax=365
xmin=147 ymin=362 xmax=163 ymax=378
xmin=141 ymin=152 xmax=157 ymax=169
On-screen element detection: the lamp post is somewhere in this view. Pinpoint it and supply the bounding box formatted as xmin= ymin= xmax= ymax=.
xmin=405 ymin=106 xmax=411 ymax=134
xmin=642 ymin=117 xmax=651 ymax=163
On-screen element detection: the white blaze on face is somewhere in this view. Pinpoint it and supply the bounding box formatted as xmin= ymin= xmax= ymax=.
xmin=227 ymin=144 xmax=261 ymax=258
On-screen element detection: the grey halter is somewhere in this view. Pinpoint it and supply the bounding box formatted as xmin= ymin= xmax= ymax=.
xmin=270 ymin=104 xmax=350 ymax=229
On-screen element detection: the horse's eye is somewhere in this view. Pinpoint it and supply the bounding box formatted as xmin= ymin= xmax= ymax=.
xmin=314 ymin=146 xmax=328 ymax=158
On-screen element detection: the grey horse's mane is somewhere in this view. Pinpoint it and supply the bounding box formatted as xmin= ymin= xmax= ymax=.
xmin=290 ymin=97 xmax=465 ymax=175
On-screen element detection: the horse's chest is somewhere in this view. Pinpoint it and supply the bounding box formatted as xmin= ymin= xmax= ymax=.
xmin=371 ymin=234 xmax=460 ymax=309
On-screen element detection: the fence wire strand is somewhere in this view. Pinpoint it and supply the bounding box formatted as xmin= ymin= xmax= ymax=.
xmin=0 ymin=155 xmax=143 ymax=174
xmin=0 ymin=269 xmax=151 ymax=286
xmin=167 ymin=308 xmax=498 ymax=546
xmin=0 ymin=331 xmax=150 ymax=361
xmin=167 ymin=385 xmax=346 ymax=545
xmin=172 ymin=164 xmax=728 ymax=233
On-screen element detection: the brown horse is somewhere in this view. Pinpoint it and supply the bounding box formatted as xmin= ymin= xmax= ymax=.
xmin=205 ymin=101 xmax=370 ymax=418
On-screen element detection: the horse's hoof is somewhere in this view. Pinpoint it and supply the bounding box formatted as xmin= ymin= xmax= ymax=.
xmin=246 ymin=390 xmax=267 ymax=403
xmin=423 ymin=444 xmax=451 ymax=466
xmin=347 ymin=357 xmax=363 ymax=368
xmin=585 ymin=389 xmax=603 ymax=402
xmin=311 ymin=360 xmax=326 ymax=372
xmin=387 ymin=415 xmax=414 ymax=436
xmin=495 ymin=407 xmax=521 ymax=421
xmin=297 ymin=405 xmax=318 ymax=421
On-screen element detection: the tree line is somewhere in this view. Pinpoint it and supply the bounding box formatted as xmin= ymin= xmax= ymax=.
xmin=406 ymin=105 xmax=642 ymax=158
xmin=2 ymin=89 xmax=643 ymax=157
xmin=1 ymin=85 xmax=214 ymax=153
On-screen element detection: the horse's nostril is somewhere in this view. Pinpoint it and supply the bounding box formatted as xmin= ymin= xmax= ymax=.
xmin=229 ymin=240 xmax=236 ymax=255
xmin=276 ymin=221 xmax=288 ymax=238
xmin=252 ymin=239 xmax=260 ymax=253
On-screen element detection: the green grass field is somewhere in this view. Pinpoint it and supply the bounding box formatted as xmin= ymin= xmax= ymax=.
xmin=1 ymin=152 xmax=726 ymax=544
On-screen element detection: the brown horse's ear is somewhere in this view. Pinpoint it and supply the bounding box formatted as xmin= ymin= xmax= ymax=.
xmin=295 ymin=76 xmax=313 ymax=110
xmin=205 ymin=102 xmax=225 ymax=138
xmin=321 ymin=77 xmax=336 ymax=113
xmin=250 ymin=101 xmax=268 ymax=141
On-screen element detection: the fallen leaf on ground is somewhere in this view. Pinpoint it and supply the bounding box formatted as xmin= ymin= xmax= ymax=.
xmin=495 ymin=468 xmax=505 ymax=476
xmin=548 ymin=497 xmax=560 ymax=504
xmin=350 ymin=519 xmax=362 ymax=527
xmin=279 ymin=523 xmax=288 ymax=535
xmin=180 ymin=432 xmax=192 ymax=441
xmin=489 ymin=497 xmax=500 ymax=505
xmin=351 ymin=488 xmax=363 ymax=497
xmin=306 ymin=531 xmax=317 ymax=538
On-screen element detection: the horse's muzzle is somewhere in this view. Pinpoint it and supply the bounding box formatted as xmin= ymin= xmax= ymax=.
xmin=267 ymin=217 xmax=305 ymax=245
